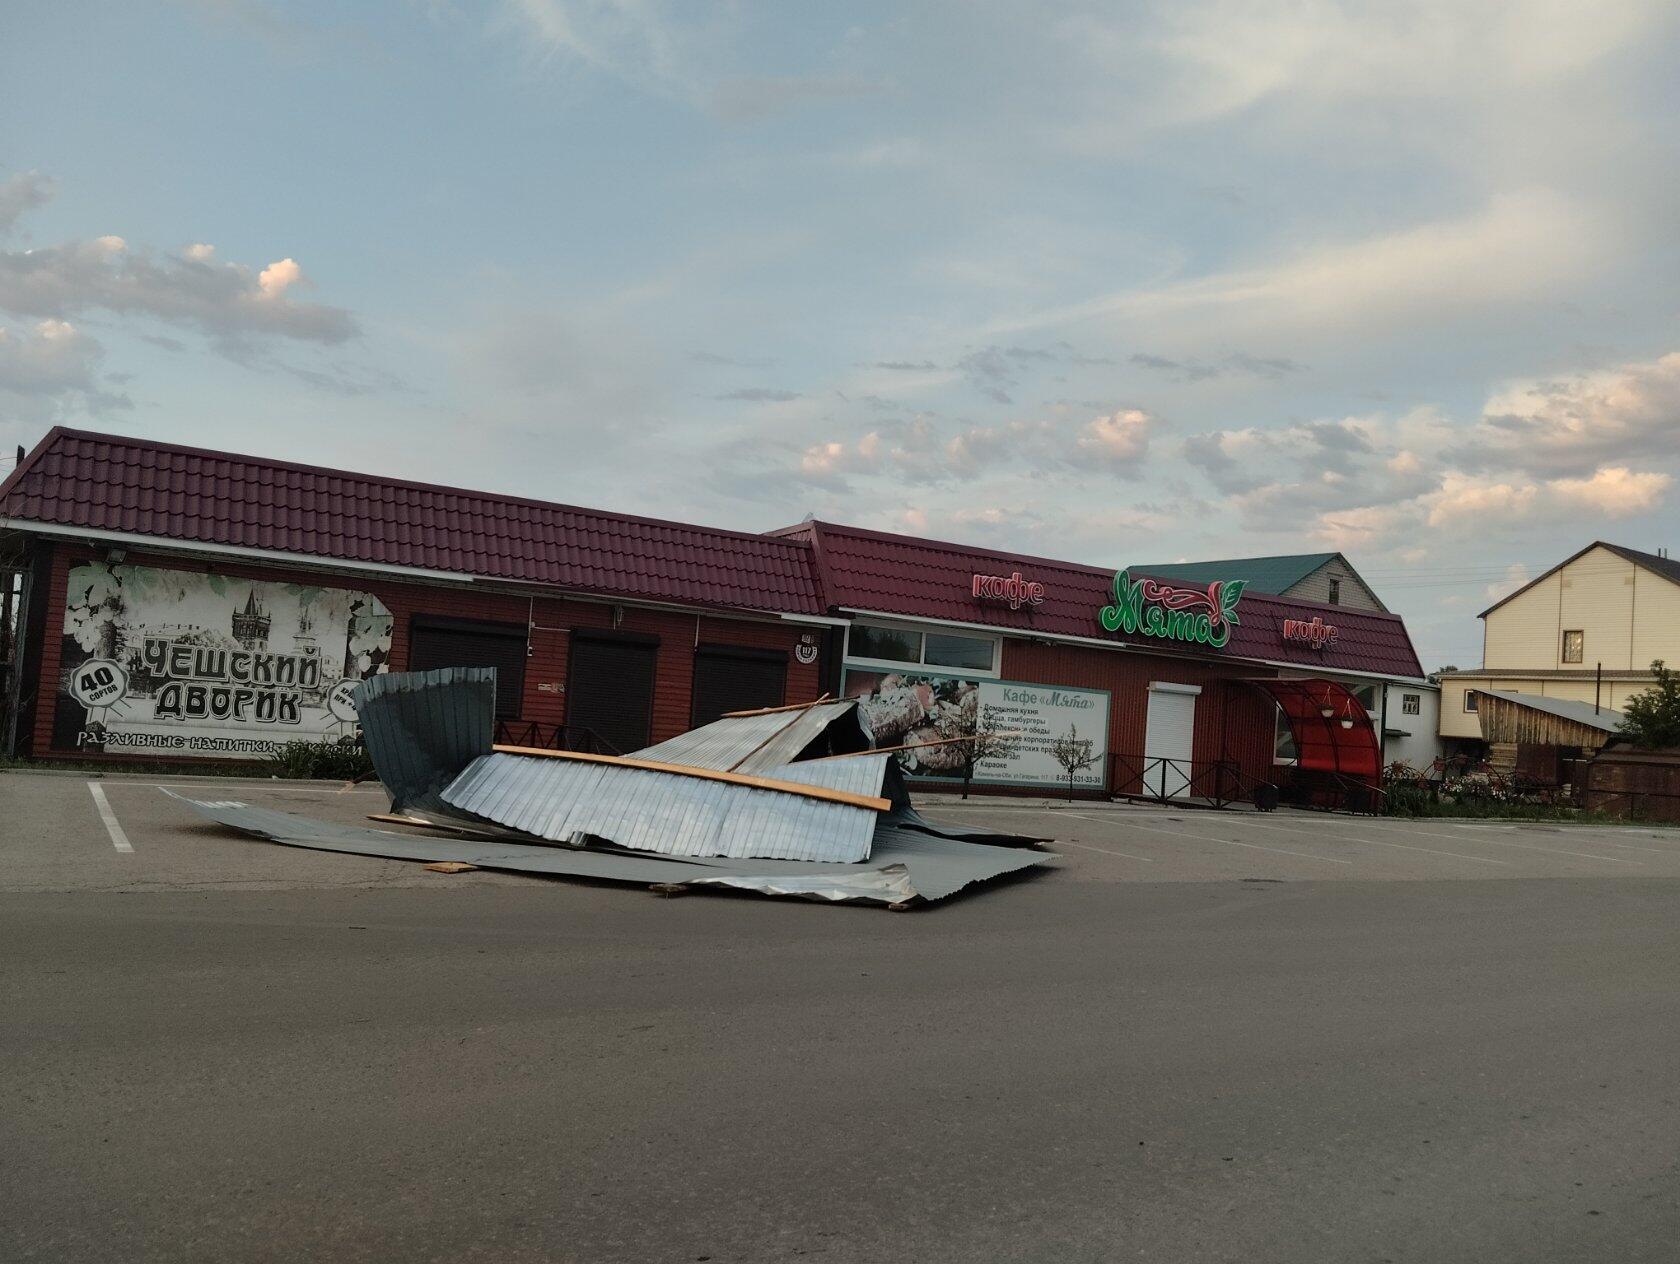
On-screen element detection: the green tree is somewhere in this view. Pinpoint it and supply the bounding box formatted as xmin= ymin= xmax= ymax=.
xmin=1617 ymin=660 xmax=1680 ymax=750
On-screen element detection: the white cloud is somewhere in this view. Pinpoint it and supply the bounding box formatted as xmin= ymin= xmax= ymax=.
xmin=0 ymin=171 xmax=57 ymax=236
xmin=1549 ymin=466 xmax=1671 ymax=516
xmin=257 ymin=257 xmax=302 ymax=297
xmin=0 ymin=317 xmax=128 ymax=420
xmin=1424 ymin=473 xmax=1541 ymax=526
xmin=0 ymin=236 xmax=355 ymax=346
xmin=996 ymin=190 xmax=1610 ymax=345
xmin=1076 ymin=409 xmax=1153 ymax=465
xmin=1463 ymin=351 xmax=1680 ymax=477
xmin=500 ymin=0 xmax=689 ymax=92
xmin=799 ymin=431 xmax=884 ymax=481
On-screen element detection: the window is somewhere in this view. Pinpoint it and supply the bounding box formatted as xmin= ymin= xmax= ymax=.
xmin=1402 ymin=692 xmax=1420 ymax=715
xmin=1464 ymin=691 xmax=1479 ymax=713
xmin=691 ymin=645 xmax=786 ymax=727
xmin=408 ymin=616 xmax=527 ymax=719
xmin=1350 ymin=682 xmax=1379 ymax=712
xmin=845 ymin=621 xmax=1000 ymax=676
xmin=847 ymin=624 xmax=921 ymax=664
xmin=924 ymin=632 xmax=996 ymax=670
xmin=1327 ymin=577 xmax=1341 ymax=605
xmin=1562 ymin=629 xmax=1583 ymax=663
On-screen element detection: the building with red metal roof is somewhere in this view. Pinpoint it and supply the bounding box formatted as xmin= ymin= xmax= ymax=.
xmin=0 ymin=428 xmax=1437 ymax=804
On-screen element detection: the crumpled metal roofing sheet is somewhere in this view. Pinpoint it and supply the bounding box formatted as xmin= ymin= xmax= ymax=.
xmin=163 ymin=792 xmax=1054 ymax=905
xmin=439 ymin=751 xmax=890 ymax=862
xmin=631 ymin=701 xmax=862 ymax=773
xmin=354 ymin=666 xmax=497 ymax=814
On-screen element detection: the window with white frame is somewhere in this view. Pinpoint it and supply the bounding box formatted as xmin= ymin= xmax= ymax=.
xmin=844 ymin=621 xmax=1001 ymax=677
xmin=1402 ymin=692 xmax=1421 ymax=715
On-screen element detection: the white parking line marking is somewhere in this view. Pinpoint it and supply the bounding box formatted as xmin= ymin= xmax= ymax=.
xmin=1235 ymin=816 xmax=1508 ymax=865
xmin=1446 ymin=822 xmax=1680 ymax=853
xmin=1352 ymin=818 xmax=1641 ymax=864
xmin=88 ymin=782 xmax=134 ymax=853
xmin=1050 ymin=837 xmax=1157 ymax=863
xmin=1070 ymin=814 xmax=1354 ymax=864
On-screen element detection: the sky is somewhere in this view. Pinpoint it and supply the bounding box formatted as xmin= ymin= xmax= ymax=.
xmin=3 ymin=1 xmax=1679 ymax=670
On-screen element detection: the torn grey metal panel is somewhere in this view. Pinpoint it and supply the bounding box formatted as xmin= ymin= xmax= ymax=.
xmin=354 ymin=666 xmax=497 ymax=814
xmin=631 ymin=700 xmax=866 ymax=773
xmin=163 ymin=791 xmax=1055 ymax=905
xmin=438 ymin=750 xmax=886 ymax=862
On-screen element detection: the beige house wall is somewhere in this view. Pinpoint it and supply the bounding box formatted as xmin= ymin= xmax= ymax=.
xmin=1483 ymin=572 xmax=1564 ymax=668
xmin=1632 ymin=568 xmax=1680 ymax=669
xmin=1286 ymin=559 xmax=1386 ymax=612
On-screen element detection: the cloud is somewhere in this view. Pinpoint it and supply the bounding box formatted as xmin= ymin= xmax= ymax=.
xmin=1131 ymin=350 xmax=1305 ymax=382
xmin=710 ymin=75 xmax=882 ymax=123
xmin=500 ymin=0 xmax=689 ymax=93
xmin=0 ymin=318 xmax=129 ymax=420
xmin=1424 ymin=474 xmax=1540 ymax=526
xmin=1457 ymin=351 xmax=1680 ymax=478
xmin=0 ymin=236 xmax=356 ymax=348
xmin=1549 ymin=466 xmax=1671 ymax=516
xmin=800 ymin=430 xmax=883 ymax=482
xmin=257 ymin=257 xmax=302 ymax=297
xmin=995 ymin=190 xmax=1612 ymax=345
xmin=0 ymin=171 xmax=56 ymax=236
xmin=714 ymin=387 xmax=801 ymax=402
xmin=691 ymin=350 xmax=775 ymax=368
xmin=1076 ymin=409 xmax=1153 ymax=466
xmin=1057 ymin=0 xmax=1667 ymax=143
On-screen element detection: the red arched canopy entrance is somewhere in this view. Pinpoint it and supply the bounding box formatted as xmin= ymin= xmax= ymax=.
xmin=1241 ymin=678 xmax=1380 ymax=786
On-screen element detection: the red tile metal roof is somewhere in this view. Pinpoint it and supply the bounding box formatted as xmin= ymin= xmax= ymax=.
xmin=778 ymin=520 xmax=1427 ymax=679
xmin=0 ymin=428 xmax=823 ymax=615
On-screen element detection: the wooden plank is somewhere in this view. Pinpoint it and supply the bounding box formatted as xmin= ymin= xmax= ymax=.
xmin=721 ymin=694 xmax=832 ymax=718
xmin=489 ymin=744 xmax=891 ymax=812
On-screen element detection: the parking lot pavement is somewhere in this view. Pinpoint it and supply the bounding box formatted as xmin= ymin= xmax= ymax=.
xmin=0 ymin=770 xmax=537 ymax=894
xmin=8 ymin=769 xmax=1680 ymax=1262
xmin=914 ymin=797 xmax=1680 ymax=883
xmin=7 ymin=770 xmax=1680 ymax=895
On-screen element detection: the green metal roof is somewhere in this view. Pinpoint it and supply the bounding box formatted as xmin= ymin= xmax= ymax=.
xmin=1132 ymin=552 xmax=1339 ymax=594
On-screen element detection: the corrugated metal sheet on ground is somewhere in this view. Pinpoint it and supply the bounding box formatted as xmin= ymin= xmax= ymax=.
xmin=631 ymin=701 xmax=861 ymax=773
xmin=164 ymin=793 xmax=1050 ymax=904
xmin=439 ymin=751 xmax=889 ymax=862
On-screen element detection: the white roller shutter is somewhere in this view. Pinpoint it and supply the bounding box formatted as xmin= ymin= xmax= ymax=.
xmin=1144 ymin=682 xmax=1200 ymax=798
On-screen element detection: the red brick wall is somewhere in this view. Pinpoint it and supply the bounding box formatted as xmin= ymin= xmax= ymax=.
xmin=30 ymin=542 xmax=822 ymax=760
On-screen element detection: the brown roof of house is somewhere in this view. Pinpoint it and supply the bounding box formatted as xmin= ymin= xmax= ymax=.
xmin=0 ymin=428 xmax=823 ymax=615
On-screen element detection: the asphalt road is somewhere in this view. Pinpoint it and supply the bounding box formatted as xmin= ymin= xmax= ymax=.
xmin=4 ymin=771 xmax=1680 ymax=1262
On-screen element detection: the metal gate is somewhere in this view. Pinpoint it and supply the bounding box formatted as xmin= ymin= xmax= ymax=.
xmin=0 ymin=564 xmax=31 ymax=758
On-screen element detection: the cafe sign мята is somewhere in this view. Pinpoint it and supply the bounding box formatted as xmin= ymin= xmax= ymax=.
xmin=1100 ymin=570 xmax=1247 ymax=648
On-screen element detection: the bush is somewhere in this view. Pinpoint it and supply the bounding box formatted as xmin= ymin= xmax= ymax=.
xmin=1618 ymin=660 xmax=1680 ymax=750
xmin=270 ymin=737 xmax=373 ymax=781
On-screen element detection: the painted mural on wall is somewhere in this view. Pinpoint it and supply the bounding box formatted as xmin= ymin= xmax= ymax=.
xmin=54 ymin=562 xmax=394 ymax=758
xmin=844 ymin=669 xmax=1110 ymax=790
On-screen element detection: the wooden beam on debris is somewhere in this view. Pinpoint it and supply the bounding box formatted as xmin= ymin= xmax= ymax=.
xmin=721 ymin=693 xmax=833 ymax=718
xmin=489 ymin=744 xmax=891 ymax=812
